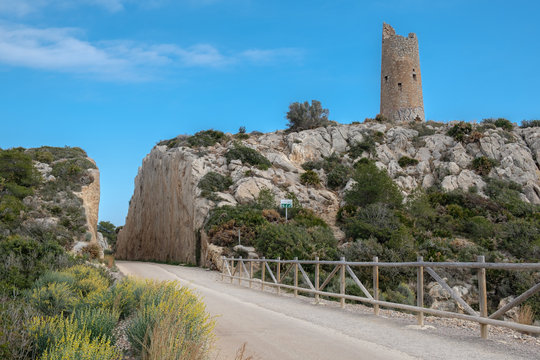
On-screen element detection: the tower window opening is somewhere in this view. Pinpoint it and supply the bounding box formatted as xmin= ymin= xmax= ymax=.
xmin=413 ymin=74 xmax=417 ymax=80
xmin=398 ymin=83 xmax=402 ymax=91
xmin=384 ymin=75 xmax=388 ymax=82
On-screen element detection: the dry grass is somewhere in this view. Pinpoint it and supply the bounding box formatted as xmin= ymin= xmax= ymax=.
xmin=517 ymin=305 xmax=535 ymax=326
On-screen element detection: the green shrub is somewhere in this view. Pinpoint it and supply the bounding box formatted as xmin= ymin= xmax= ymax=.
xmin=225 ymin=144 xmax=271 ymax=170
xmin=345 ymin=161 xmax=402 ymax=209
xmin=187 ymin=130 xmax=227 ymax=148
xmin=383 ymin=283 xmax=415 ymax=306
xmin=398 ymin=156 xmax=419 ymax=168
xmin=500 ymin=219 xmax=540 ymax=260
xmin=29 ymin=314 xmax=120 ymax=360
xmin=127 ymin=281 xmax=214 ymax=359
xmin=286 ymin=100 xmax=331 ymax=131
xmin=471 ymin=156 xmax=497 ymax=176
xmin=326 ymin=163 xmax=350 ymax=189
xmin=447 ymin=122 xmax=472 ymax=142
xmin=256 ymin=188 xmax=276 ymax=210
xmin=520 ymin=120 xmax=540 ymax=128
xmin=482 ymin=118 xmax=513 ymax=131
xmin=98 ymin=221 xmax=117 ymax=252
xmin=29 ymin=283 xmax=77 ymax=316
xmin=73 ymin=308 xmax=119 ymax=342
xmin=300 ymin=170 xmax=320 ymax=186
xmin=198 ymin=172 xmax=233 ymax=194
xmin=254 ymin=223 xmax=337 ymax=260
xmin=34 ymin=271 xmax=76 ymax=289
xmin=348 ymin=137 xmax=376 ymax=158
xmin=0 ymin=148 xmax=41 ymax=187
xmin=0 ymin=236 xmax=67 ymax=292
xmin=302 ymin=154 xmax=349 ymax=189
xmin=0 ymin=194 xmax=25 ymax=226
xmin=27 ymin=146 xmax=87 ymax=162
xmin=31 ymin=149 xmax=54 ymax=164
xmin=0 ymin=297 xmax=36 ymax=360
xmin=484 ymin=179 xmax=537 ymax=217
xmin=292 ymin=208 xmax=328 ymax=228
xmin=51 ymin=158 xmax=96 ymax=191
xmin=464 ymin=216 xmax=495 ymax=241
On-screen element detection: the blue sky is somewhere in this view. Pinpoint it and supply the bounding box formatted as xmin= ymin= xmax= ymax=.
xmin=1 ymin=0 xmax=539 ymax=226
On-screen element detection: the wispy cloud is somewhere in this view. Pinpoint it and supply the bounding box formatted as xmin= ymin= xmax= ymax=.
xmin=0 ymin=24 xmax=303 ymax=81
xmin=0 ymin=0 xmax=126 ymax=16
xmin=0 ymin=0 xmax=232 ymax=16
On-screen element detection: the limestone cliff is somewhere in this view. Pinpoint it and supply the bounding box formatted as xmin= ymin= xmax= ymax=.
xmin=116 ymin=122 xmax=540 ymax=265
xmin=16 ymin=147 xmax=102 ymax=255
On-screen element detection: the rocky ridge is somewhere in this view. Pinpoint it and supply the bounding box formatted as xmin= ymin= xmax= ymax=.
xmin=116 ymin=121 xmax=540 ymax=266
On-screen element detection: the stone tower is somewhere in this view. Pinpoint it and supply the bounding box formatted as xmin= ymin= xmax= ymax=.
xmin=380 ymin=23 xmax=424 ymax=122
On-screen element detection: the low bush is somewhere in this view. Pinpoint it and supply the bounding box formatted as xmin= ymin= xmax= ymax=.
xmin=447 ymin=121 xmax=472 ymax=142
xmin=81 ymin=243 xmax=101 ymax=260
xmin=0 ymin=297 xmax=36 ymax=360
xmin=225 ymin=144 xmax=271 ymax=170
xmin=34 ymin=271 xmax=76 ymax=289
xmin=471 ymin=156 xmax=497 ymax=176
xmin=187 ymin=130 xmax=228 ymax=148
xmin=520 ymin=120 xmax=540 ymax=128
xmin=383 ymin=283 xmax=415 ymax=306
xmin=345 ymin=161 xmax=402 ymax=209
xmin=29 ymin=314 xmax=120 ymax=360
xmin=29 ymin=282 xmax=77 ymax=316
xmin=398 ymin=156 xmax=419 ymax=168
xmin=482 ymin=118 xmax=513 ymax=131
xmin=73 ymin=308 xmax=119 ymax=341
xmin=348 ymin=137 xmax=376 ymax=158
xmin=300 ymin=170 xmax=320 ymax=186
xmin=27 ymin=146 xmax=87 ymax=162
xmin=254 ymin=223 xmax=337 ymax=260
xmin=127 ymin=280 xmax=214 ymax=359
xmin=198 ymin=172 xmax=233 ymax=193
xmin=0 ymin=236 xmax=67 ymax=292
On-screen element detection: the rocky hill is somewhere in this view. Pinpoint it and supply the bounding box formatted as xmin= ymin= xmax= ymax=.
xmin=116 ymin=120 xmax=540 ymax=267
xmin=0 ymin=146 xmax=104 ymax=256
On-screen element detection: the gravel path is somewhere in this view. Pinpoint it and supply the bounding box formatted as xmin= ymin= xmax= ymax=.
xmin=116 ymin=261 xmax=539 ymax=360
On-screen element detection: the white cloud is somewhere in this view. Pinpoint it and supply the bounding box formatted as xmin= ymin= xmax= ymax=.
xmin=0 ymin=24 xmax=303 ymax=81
xmin=0 ymin=0 xmax=125 ymax=16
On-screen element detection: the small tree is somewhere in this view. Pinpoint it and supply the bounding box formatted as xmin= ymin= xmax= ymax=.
xmin=286 ymin=100 xmax=330 ymax=131
xmin=98 ymin=221 xmax=117 ymax=251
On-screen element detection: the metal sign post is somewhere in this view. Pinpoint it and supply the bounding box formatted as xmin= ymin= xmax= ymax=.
xmin=280 ymin=199 xmax=293 ymax=221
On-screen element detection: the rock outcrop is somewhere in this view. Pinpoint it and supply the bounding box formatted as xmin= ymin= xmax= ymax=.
xmin=116 ymin=122 xmax=540 ymax=265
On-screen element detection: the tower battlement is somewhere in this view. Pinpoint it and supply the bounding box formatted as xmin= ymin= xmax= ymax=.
xmin=380 ymin=23 xmax=424 ymax=122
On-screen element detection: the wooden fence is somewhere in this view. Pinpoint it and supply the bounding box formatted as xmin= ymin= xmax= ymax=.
xmin=220 ymin=256 xmax=540 ymax=339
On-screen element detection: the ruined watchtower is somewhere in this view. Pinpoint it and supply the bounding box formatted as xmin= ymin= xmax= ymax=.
xmin=380 ymin=23 xmax=424 ymax=122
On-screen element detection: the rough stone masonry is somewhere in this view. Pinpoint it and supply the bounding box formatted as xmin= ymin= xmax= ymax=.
xmin=381 ymin=23 xmax=425 ymax=122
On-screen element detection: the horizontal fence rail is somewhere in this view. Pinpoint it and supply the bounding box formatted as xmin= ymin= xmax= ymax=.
xmin=220 ymin=256 xmax=540 ymax=339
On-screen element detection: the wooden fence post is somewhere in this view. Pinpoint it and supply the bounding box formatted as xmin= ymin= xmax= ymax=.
xmin=315 ymin=256 xmax=320 ymax=304
xmin=294 ymin=257 xmax=299 ymax=297
xmin=373 ymin=256 xmax=379 ymax=315
xmin=249 ymin=260 xmax=253 ymax=288
xmin=230 ymin=259 xmax=234 ymax=284
xmin=340 ymin=257 xmax=346 ymax=308
xmin=417 ymin=256 xmax=424 ymax=326
xmin=221 ymin=256 xmax=225 ymax=281
xmin=277 ymin=257 xmax=281 ymax=295
xmin=478 ymin=255 xmax=488 ymax=339
xmin=261 ymin=257 xmax=266 ymax=291
xmin=238 ymin=256 xmax=243 ymax=285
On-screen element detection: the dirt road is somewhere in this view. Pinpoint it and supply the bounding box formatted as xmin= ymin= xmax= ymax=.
xmin=116 ymin=261 xmax=537 ymax=360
